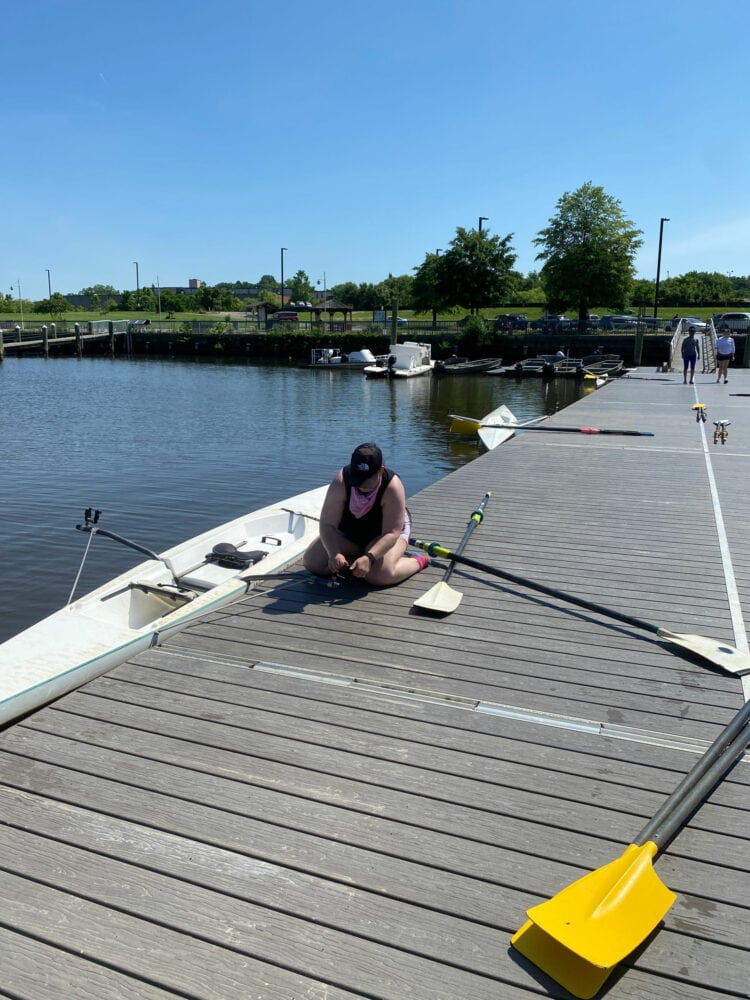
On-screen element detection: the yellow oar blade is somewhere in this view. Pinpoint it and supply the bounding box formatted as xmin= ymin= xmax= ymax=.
xmin=449 ymin=416 xmax=482 ymax=434
xmin=511 ymin=842 xmax=675 ymax=996
xmin=412 ymin=579 xmax=463 ymax=614
xmin=525 ymin=843 xmax=674 ymax=965
xmin=656 ymin=628 xmax=750 ymax=675
xmin=511 ymin=921 xmax=613 ymax=999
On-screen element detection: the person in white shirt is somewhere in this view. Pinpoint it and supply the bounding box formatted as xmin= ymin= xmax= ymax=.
xmin=714 ymin=327 xmax=735 ymax=384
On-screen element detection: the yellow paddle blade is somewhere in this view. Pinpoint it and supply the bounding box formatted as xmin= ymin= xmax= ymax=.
xmin=516 ymin=842 xmax=674 ymax=969
xmin=412 ymin=579 xmax=463 ymax=614
xmin=449 ymin=416 xmax=482 ymax=434
xmin=511 ymin=921 xmax=613 ymax=999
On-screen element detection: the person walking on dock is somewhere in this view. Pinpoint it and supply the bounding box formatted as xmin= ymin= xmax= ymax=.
xmin=681 ymin=327 xmax=700 ymax=384
xmin=715 ymin=326 xmax=735 ymax=384
xmin=303 ymin=442 xmax=429 ymax=585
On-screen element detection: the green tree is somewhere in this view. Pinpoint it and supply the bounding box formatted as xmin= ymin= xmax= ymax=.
xmin=33 ymin=292 xmax=72 ymax=319
xmin=412 ymin=252 xmax=453 ymax=325
xmin=330 ymin=281 xmax=358 ymax=306
xmin=288 ymin=270 xmax=315 ymax=303
xmin=375 ymin=273 xmax=414 ymax=309
xmin=257 ymin=274 xmax=277 ymax=294
xmin=534 ymin=182 xmax=643 ymax=324
xmin=79 ymin=284 xmax=119 ymax=296
xmin=437 ymin=226 xmax=517 ymax=313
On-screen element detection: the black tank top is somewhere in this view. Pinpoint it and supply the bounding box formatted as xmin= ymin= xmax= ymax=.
xmin=340 ymin=467 xmax=396 ymax=548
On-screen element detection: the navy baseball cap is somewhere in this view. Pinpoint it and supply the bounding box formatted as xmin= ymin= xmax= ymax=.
xmin=349 ymin=443 xmax=383 ymax=486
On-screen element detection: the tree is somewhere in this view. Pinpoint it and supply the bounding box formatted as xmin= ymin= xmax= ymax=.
xmin=534 ymin=182 xmax=642 ymax=324
xmin=257 ymin=274 xmax=277 ymax=294
xmin=437 ymin=226 xmax=517 ymax=313
xmin=288 ymin=270 xmax=315 ymax=303
xmin=34 ymin=292 xmax=72 ymax=319
xmin=412 ymin=252 xmax=453 ymax=325
xmin=79 ymin=284 xmax=119 ymax=296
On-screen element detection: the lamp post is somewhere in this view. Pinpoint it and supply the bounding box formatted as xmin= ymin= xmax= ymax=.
xmin=280 ymin=248 xmax=287 ymax=307
xmin=478 ymin=216 xmax=488 ymax=231
xmin=156 ymin=275 xmax=162 ymax=319
xmin=11 ymin=280 xmax=24 ymax=330
xmin=45 ymin=268 xmax=52 ymax=300
xmin=133 ymin=261 xmax=140 ymax=309
xmin=653 ymin=217 xmax=669 ymax=318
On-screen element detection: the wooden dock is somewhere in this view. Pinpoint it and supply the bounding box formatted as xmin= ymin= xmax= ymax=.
xmin=1 ymin=371 xmax=749 ymax=999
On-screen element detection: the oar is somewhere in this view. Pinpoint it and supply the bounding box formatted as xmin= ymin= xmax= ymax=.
xmin=511 ymin=699 xmax=750 ymax=998
xmin=449 ymin=416 xmax=654 ymax=437
xmin=407 ymin=539 xmax=750 ymax=676
xmin=412 ymin=493 xmax=490 ymax=614
xmin=449 ymin=412 xmax=547 ymax=435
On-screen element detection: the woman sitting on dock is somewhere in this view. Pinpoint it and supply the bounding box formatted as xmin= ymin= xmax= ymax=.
xmin=303 ymin=442 xmax=429 ymax=585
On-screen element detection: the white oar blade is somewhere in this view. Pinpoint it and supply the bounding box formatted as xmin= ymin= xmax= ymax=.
xmin=413 ymin=580 xmax=463 ymax=615
xmin=656 ymin=628 xmax=750 ymax=675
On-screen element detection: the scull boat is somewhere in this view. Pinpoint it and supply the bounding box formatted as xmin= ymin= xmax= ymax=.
xmin=0 ymin=485 xmax=326 ymax=726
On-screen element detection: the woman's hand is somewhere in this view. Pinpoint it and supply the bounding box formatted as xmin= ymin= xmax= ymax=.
xmin=328 ymin=552 xmax=351 ymax=575
xmin=350 ymin=554 xmax=374 ymax=578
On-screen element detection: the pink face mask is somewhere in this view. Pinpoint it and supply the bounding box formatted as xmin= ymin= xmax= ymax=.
xmin=349 ymin=472 xmax=382 ymax=518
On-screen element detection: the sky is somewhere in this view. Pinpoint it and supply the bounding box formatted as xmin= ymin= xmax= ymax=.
xmin=4 ymin=0 xmax=748 ymax=301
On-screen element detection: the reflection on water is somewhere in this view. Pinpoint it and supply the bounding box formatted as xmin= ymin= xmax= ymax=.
xmin=0 ymin=357 xmax=586 ymax=639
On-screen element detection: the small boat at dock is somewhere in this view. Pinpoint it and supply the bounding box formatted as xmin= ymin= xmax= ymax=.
xmin=0 ymin=486 xmax=327 ymax=726
xmin=364 ymin=341 xmax=434 ymax=378
xmin=309 ymin=347 xmax=381 ymax=368
xmin=434 ymin=356 xmax=502 ymax=376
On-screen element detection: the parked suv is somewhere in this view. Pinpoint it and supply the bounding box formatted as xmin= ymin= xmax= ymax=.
xmin=712 ymin=312 xmax=750 ymax=332
xmin=270 ymin=310 xmax=299 ymax=323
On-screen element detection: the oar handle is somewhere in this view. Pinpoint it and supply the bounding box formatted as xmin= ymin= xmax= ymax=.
xmin=637 ymin=702 xmax=750 ymax=849
xmin=408 ymin=539 xmax=660 ymax=636
xmin=442 ymin=493 xmax=490 ymax=585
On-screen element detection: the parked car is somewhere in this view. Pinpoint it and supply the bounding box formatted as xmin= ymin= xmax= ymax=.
xmin=598 ymin=315 xmax=638 ymax=330
xmin=681 ymin=316 xmax=708 ymax=331
xmin=713 ymin=312 xmax=750 ymax=332
xmin=493 ymin=313 xmax=529 ymax=331
xmin=530 ymin=315 xmax=567 ymax=331
xmin=396 ymin=317 xmax=409 ymax=326
xmin=270 ymin=310 xmax=299 ymax=323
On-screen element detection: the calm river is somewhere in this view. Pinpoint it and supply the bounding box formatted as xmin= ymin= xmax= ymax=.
xmin=0 ymin=356 xmax=586 ymax=641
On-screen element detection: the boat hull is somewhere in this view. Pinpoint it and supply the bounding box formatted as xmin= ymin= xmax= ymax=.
xmin=0 ymin=485 xmax=327 ymax=726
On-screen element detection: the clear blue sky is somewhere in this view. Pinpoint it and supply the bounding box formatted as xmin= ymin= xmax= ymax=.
xmin=5 ymin=0 xmax=748 ymax=300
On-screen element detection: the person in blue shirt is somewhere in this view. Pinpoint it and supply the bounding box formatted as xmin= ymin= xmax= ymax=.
xmin=681 ymin=328 xmax=700 ymax=384
xmin=714 ymin=327 xmax=735 ymax=383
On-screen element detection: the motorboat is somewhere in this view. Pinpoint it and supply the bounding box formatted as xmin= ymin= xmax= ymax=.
xmin=309 ymin=348 xmax=380 ymax=368
xmin=364 ymin=341 xmax=434 ymax=378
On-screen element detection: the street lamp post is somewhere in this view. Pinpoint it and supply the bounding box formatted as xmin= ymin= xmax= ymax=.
xmin=478 ymin=216 xmax=488 ymax=231
xmin=46 ymin=269 xmax=52 ymax=300
xmin=280 ymin=248 xmax=287 ymax=307
xmin=12 ymin=279 xmax=24 ymax=330
xmin=653 ymin=217 xmax=669 ymax=318
xmin=133 ymin=261 xmax=140 ymax=309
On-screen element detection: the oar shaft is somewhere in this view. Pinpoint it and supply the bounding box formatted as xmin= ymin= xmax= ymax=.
xmin=408 ymin=540 xmax=660 ymax=637
xmin=442 ymin=493 xmax=490 ymax=585
xmin=643 ymin=721 xmax=750 ymax=851
xmin=638 ymin=701 xmax=750 ymax=848
xmin=479 ymin=425 xmax=654 ymax=437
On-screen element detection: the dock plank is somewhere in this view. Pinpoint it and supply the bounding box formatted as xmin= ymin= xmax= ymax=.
xmin=1 ymin=371 xmax=749 ymax=999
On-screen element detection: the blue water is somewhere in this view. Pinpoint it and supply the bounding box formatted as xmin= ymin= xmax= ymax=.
xmin=0 ymin=356 xmax=585 ymax=640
